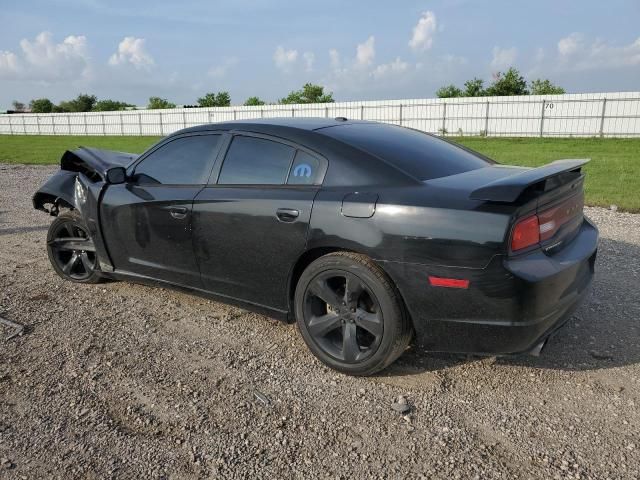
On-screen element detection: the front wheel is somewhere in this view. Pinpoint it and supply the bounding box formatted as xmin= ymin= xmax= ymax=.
xmin=295 ymin=252 xmax=412 ymax=376
xmin=46 ymin=210 xmax=103 ymax=284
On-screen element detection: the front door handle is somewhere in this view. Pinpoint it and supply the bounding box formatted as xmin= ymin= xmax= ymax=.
xmin=169 ymin=206 xmax=188 ymax=219
xmin=276 ymin=208 xmax=300 ymax=222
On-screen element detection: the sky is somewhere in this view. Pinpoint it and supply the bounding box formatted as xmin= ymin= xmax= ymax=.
xmin=0 ymin=0 xmax=639 ymax=109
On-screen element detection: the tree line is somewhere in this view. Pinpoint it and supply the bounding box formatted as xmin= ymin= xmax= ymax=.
xmin=10 ymin=83 xmax=336 ymax=113
xmin=9 ymin=71 xmax=565 ymax=113
xmin=436 ymin=67 xmax=565 ymax=98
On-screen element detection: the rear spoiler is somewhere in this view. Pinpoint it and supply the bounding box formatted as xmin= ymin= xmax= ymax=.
xmin=469 ymin=159 xmax=589 ymax=202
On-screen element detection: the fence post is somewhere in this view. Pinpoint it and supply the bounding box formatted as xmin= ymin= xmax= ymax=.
xmin=599 ymin=98 xmax=607 ymax=138
xmin=291 ymin=108 xmax=295 ymax=117
xmin=399 ymin=104 xmax=403 ymax=126
xmin=233 ymin=110 xmax=237 ymax=121
xmin=36 ymin=115 xmax=41 ymax=135
xmin=260 ymin=109 xmax=264 ymax=118
xmin=8 ymin=116 xmax=13 ymax=135
xmin=67 ymin=115 xmax=71 ymax=135
xmin=159 ymin=112 xmax=163 ymax=135
xmin=484 ymin=101 xmax=490 ymax=136
xmin=138 ymin=112 xmax=142 ymax=135
xmin=22 ymin=115 xmax=26 ymax=134
xmin=360 ymin=105 xmax=364 ymax=120
xmin=324 ymin=106 xmax=328 ymax=118
xmin=539 ymin=100 xmax=546 ymax=137
xmin=83 ymin=114 xmax=87 ymax=135
xmin=101 ymin=114 xmax=106 ymax=135
xmin=119 ymin=113 xmax=124 ymax=135
xmin=441 ymin=102 xmax=447 ymax=135
xmin=182 ymin=110 xmax=187 ymax=128
xmin=51 ymin=115 xmax=56 ymax=135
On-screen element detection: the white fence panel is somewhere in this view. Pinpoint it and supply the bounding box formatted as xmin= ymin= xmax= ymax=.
xmin=1 ymin=91 xmax=639 ymax=137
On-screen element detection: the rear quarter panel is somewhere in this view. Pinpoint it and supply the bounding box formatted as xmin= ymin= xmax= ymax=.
xmin=307 ymin=185 xmax=512 ymax=269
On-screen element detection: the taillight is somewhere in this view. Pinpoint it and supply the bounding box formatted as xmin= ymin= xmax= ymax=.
xmin=511 ymin=215 xmax=540 ymax=251
xmin=510 ymin=194 xmax=584 ymax=252
xmin=537 ymin=194 xmax=583 ymax=242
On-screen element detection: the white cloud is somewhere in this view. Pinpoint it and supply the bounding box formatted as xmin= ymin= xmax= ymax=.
xmin=273 ymin=46 xmax=298 ymax=72
xmin=555 ymin=33 xmax=640 ymax=70
xmin=109 ymin=37 xmax=154 ymax=69
xmin=0 ymin=51 xmax=20 ymax=76
xmin=208 ymin=57 xmax=238 ymax=78
xmin=408 ymin=11 xmax=437 ymax=52
xmin=303 ymin=51 xmax=315 ymax=72
xmin=558 ymin=33 xmax=583 ymax=57
xmin=491 ymin=46 xmax=518 ymax=69
xmin=0 ymin=31 xmax=90 ymax=81
xmin=356 ymin=36 xmax=375 ymax=67
xmin=372 ymin=57 xmax=409 ymax=78
xmin=329 ymin=49 xmax=341 ymax=69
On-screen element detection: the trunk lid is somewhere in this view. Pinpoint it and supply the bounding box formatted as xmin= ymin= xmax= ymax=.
xmin=426 ymin=159 xmax=589 ymax=254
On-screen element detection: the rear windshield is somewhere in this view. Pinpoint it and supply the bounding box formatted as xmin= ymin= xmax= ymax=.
xmin=320 ymin=123 xmax=493 ymax=181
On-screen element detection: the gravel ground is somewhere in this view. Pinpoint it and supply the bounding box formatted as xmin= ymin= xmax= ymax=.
xmin=0 ymin=163 xmax=639 ymax=479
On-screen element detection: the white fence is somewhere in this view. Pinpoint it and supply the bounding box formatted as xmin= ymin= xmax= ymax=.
xmin=1 ymin=91 xmax=639 ymax=138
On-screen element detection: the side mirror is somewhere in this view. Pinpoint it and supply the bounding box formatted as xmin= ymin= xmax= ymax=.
xmin=105 ymin=166 xmax=127 ymax=184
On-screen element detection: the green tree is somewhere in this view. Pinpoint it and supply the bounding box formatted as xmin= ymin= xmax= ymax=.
xmin=148 ymin=97 xmax=176 ymax=109
xmin=11 ymin=100 xmax=26 ymax=112
xmin=463 ymin=78 xmax=485 ymax=97
xmin=485 ymin=67 xmax=529 ymax=96
xmin=279 ymin=83 xmax=334 ymax=104
xmin=57 ymin=94 xmax=97 ymax=112
xmin=197 ymin=91 xmax=231 ymax=107
xmin=29 ymin=98 xmax=54 ymax=113
xmin=244 ymin=96 xmax=266 ymax=106
xmin=529 ymin=79 xmax=566 ymax=95
xmin=436 ymin=84 xmax=463 ymax=98
xmin=94 ymin=99 xmax=135 ymax=111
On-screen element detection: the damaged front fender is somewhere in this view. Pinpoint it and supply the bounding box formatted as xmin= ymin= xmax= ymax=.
xmin=32 ymin=170 xmax=79 ymax=214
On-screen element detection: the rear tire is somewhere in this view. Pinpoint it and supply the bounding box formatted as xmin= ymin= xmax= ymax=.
xmin=46 ymin=210 xmax=103 ymax=284
xmin=295 ymin=252 xmax=412 ymax=376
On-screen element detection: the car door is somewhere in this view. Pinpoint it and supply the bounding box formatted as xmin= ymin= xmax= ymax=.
xmin=192 ymin=133 xmax=326 ymax=311
xmin=100 ymin=133 xmax=222 ymax=287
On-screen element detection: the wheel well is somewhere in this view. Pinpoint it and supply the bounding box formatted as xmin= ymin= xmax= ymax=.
xmin=33 ymin=192 xmax=74 ymax=215
xmin=286 ymin=247 xmax=414 ymax=332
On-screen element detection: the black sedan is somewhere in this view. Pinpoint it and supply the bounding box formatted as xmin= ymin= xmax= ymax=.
xmin=33 ymin=118 xmax=598 ymax=375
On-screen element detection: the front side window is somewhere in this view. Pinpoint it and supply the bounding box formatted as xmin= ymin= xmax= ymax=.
xmin=134 ymin=134 xmax=220 ymax=185
xmin=217 ymin=136 xmax=295 ymax=185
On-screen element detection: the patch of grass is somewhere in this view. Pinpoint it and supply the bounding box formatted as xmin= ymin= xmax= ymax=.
xmin=0 ymin=135 xmax=160 ymax=165
xmin=452 ymin=137 xmax=640 ymax=212
xmin=1 ymin=135 xmax=638 ymax=211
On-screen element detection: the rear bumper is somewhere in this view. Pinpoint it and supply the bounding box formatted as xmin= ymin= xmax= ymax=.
xmin=381 ymin=217 xmax=598 ymax=355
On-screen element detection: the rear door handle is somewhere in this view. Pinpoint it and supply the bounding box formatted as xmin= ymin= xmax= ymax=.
xmin=276 ymin=208 xmax=300 ymax=222
xmin=169 ymin=206 xmax=188 ymax=219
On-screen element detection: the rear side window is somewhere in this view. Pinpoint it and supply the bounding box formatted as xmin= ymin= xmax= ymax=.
xmin=134 ymin=134 xmax=220 ymax=185
xmin=320 ymin=123 xmax=493 ymax=181
xmin=287 ymin=150 xmax=321 ymax=185
xmin=218 ymin=136 xmax=295 ymax=185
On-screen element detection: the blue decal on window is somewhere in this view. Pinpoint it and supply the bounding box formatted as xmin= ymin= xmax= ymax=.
xmin=293 ymin=163 xmax=312 ymax=177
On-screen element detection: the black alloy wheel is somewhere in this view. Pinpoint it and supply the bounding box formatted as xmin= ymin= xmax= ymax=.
xmin=303 ymin=270 xmax=383 ymax=363
xmin=46 ymin=210 xmax=102 ymax=283
xmin=295 ymin=252 xmax=412 ymax=376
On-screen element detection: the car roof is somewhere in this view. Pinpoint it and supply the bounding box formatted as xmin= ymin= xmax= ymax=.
xmin=179 ymin=117 xmax=376 ymax=134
